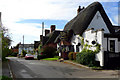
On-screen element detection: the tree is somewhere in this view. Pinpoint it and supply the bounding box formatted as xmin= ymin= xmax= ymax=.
xmin=1 ymin=26 xmax=12 ymax=61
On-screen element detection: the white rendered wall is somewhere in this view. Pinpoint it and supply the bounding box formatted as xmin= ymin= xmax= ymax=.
xmin=19 ymin=48 xmax=22 ymax=54
xmin=71 ymin=29 xmax=104 ymax=66
xmin=83 ymin=30 xmax=104 ymax=66
xmin=88 ymin=11 xmax=110 ymax=33
xmin=71 ymin=35 xmax=82 ymax=52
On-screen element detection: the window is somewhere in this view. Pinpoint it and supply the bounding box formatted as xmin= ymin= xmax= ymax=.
xmin=110 ymin=40 xmax=115 ymax=52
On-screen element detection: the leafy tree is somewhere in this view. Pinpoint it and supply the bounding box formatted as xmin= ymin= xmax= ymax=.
xmin=1 ymin=26 xmax=12 ymax=61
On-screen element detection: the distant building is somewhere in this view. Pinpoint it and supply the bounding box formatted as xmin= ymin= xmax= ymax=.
xmin=18 ymin=44 xmax=34 ymax=54
xmin=40 ymin=25 xmax=62 ymax=49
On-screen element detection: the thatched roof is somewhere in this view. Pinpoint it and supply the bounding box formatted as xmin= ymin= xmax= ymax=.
xmin=64 ymin=2 xmax=115 ymax=35
xmin=45 ymin=30 xmax=62 ymax=45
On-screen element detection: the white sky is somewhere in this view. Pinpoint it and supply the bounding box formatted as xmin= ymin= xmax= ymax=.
xmin=0 ymin=0 xmax=119 ymax=46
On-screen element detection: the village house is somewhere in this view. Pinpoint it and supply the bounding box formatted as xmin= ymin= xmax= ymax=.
xmin=55 ymin=2 xmax=120 ymax=67
xmin=40 ymin=25 xmax=62 ymax=48
xmin=18 ymin=43 xmax=34 ymax=54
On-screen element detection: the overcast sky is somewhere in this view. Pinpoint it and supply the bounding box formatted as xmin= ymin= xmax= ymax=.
xmin=0 ymin=0 xmax=119 ymax=46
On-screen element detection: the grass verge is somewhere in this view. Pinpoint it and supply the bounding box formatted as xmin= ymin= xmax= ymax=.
xmin=41 ymin=58 xmax=59 ymax=61
xmin=0 ymin=76 xmax=12 ymax=80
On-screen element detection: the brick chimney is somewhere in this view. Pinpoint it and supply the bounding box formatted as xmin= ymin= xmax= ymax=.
xmin=50 ymin=25 xmax=56 ymax=33
xmin=77 ymin=6 xmax=85 ymax=15
xmin=45 ymin=29 xmax=50 ymax=36
xmin=40 ymin=35 xmax=43 ymax=41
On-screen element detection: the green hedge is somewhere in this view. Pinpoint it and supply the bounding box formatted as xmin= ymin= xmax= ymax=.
xmin=43 ymin=46 xmax=56 ymax=58
xmin=11 ymin=52 xmax=18 ymax=57
xmin=68 ymin=52 xmax=73 ymax=60
xmin=73 ymin=52 xmax=78 ymax=60
xmin=37 ymin=54 xmax=46 ymax=60
xmin=76 ymin=50 xmax=95 ymax=67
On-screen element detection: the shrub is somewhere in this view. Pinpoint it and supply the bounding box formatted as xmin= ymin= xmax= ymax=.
xmin=73 ymin=52 xmax=78 ymax=60
xmin=62 ymin=52 xmax=69 ymax=60
xmin=1 ymin=76 xmax=12 ymax=80
xmin=22 ymin=50 xmax=27 ymax=57
xmin=43 ymin=46 xmax=56 ymax=58
xmin=2 ymin=48 xmax=11 ymax=61
xmin=37 ymin=54 xmax=46 ymax=60
xmin=11 ymin=52 xmax=18 ymax=57
xmin=76 ymin=50 xmax=95 ymax=66
xmin=68 ymin=52 xmax=73 ymax=60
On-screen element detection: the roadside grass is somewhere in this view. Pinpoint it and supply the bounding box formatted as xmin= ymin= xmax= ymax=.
xmin=0 ymin=76 xmax=12 ymax=80
xmin=2 ymin=58 xmax=8 ymax=62
xmin=41 ymin=57 xmax=59 ymax=61
xmin=8 ymin=55 xmax=15 ymax=57
xmin=41 ymin=58 xmax=59 ymax=61
xmin=41 ymin=56 xmax=60 ymax=61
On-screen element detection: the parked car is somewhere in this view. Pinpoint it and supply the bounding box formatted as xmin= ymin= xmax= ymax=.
xmin=25 ymin=54 xmax=34 ymax=60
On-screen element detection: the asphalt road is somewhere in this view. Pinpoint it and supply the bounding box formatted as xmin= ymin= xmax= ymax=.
xmin=7 ymin=57 xmax=119 ymax=79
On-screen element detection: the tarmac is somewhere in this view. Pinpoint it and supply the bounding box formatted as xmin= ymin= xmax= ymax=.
xmin=2 ymin=60 xmax=13 ymax=78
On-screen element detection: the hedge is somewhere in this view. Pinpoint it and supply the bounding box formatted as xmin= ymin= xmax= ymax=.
xmin=76 ymin=50 xmax=95 ymax=67
xmin=68 ymin=52 xmax=73 ymax=60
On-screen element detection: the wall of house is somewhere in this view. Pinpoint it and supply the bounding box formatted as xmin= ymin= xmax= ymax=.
xmin=88 ymin=11 xmax=110 ymax=33
xmin=71 ymin=35 xmax=82 ymax=52
xmin=71 ymin=29 xmax=104 ymax=66
xmin=83 ymin=29 xmax=104 ymax=66
xmin=18 ymin=45 xmax=34 ymax=54
xmin=19 ymin=48 xmax=22 ymax=54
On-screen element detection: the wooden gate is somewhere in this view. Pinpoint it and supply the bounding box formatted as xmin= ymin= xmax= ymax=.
xmin=104 ymin=51 xmax=120 ymax=68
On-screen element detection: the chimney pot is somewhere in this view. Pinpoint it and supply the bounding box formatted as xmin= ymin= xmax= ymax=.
xmin=50 ymin=25 xmax=56 ymax=33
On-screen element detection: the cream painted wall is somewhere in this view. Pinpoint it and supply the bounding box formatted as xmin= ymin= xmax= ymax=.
xmin=88 ymin=11 xmax=110 ymax=33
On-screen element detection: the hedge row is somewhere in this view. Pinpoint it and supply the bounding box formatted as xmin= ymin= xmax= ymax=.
xmin=68 ymin=52 xmax=78 ymax=60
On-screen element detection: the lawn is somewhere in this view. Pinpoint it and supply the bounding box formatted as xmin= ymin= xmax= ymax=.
xmin=41 ymin=58 xmax=59 ymax=61
xmin=0 ymin=76 xmax=12 ymax=80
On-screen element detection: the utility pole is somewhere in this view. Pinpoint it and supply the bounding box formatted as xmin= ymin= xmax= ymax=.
xmin=42 ymin=22 xmax=44 ymax=36
xmin=23 ymin=35 xmax=24 ymax=50
xmin=42 ymin=22 xmax=44 ymax=46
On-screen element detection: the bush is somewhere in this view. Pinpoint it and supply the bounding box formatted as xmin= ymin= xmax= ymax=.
xmin=43 ymin=46 xmax=56 ymax=58
xmin=62 ymin=52 xmax=69 ymax=60
xmin=22 ymin=50 xmax=27 ymax=57
xmin=73 ymin=52 xmax=78 ymax=60
xmin=37 ymin=54 xmax=46 ymax=60
xmin=76 ymin=50 xmax=95 ymax=66
xmin=68 ymin=52 xmax=73 ymax=60
xmin=1 ymin=76 xmax=12 ymax=80
xmin=11 ymin=52 xmax=18 ymax=57
xmin=2 ymin=48 xmax=10 ymax=61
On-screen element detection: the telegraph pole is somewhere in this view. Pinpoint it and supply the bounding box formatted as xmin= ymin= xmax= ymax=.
xmin=42 ymin=22 xmax=44 ymax=36
xmin=42 ymin=22 xmax=44 ymax=46
xmin=23 ymin=35 xmax=24 ymax=50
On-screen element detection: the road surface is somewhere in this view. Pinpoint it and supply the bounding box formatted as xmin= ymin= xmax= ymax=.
xmin=7 ymin=57 xmax=119 ymax=79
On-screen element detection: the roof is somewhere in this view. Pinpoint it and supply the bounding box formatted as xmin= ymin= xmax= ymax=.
xmin=42 ymin=36 xmax=49 ymax=45
xmin=54 ymin=30 xmax=74 ymax=43
xmin=19 ymin=44 xmax=34 ymax=48
xmin=34 ymin=41 xmax=40 ymax=49
xmin=64 ymin=2 xmax=115 ymax=35
xmin=45 ymin=30 xmax=62 ymax=45
xmin=104 ymin=33 xmax=120 ymax=41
